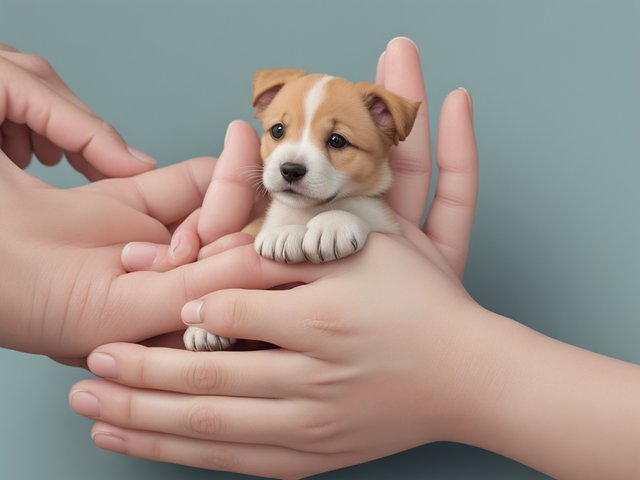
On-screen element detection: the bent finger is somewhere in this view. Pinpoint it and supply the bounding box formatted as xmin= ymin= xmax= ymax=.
xmin=0 ymin=57 xmax=155 ymax=177
xmin=1 ymin=120 xmax=32 ymax=168
xmin=121 ymin=210 xmax=201 ymax=272
xmin=30 ymin=131 xmax=63 ymax=166
xmin=86 ymin=157 xmax=214 ymax=224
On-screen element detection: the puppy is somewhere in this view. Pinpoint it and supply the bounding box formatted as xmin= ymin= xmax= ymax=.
xmin=184 ymin=69 xmax=420 ymax=351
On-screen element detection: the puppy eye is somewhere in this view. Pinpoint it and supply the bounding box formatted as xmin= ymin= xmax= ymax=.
xmin=270 ymin=123 xmax=285 ymax=140
xmin=328 ymin=133 xmax=349 ymax=149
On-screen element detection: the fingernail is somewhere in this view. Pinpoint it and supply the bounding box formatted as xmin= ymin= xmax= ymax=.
xmin=457 ymin=87 xmax=474 ymax=116
xmin=387 ymin=36 xmax=419 ymax=52
xmin=127 ymin=146 xmax=157 ymax=165
xmin=182 ymin=299 xmax=203 ymax=324
xmin=69 ymin=390 xmax=101 ymax=418
xmin=92 ymin=432 xmax=127 ymax=454
xmin=224 ymin=120 xmax=239 ymax=147
xmin=87 ymin=352 xmax=117 ymax=379
xmin=122 ymin=243 xmax=157 ymax=270
xmin=169 ymin=231 xmax=191 ymax=260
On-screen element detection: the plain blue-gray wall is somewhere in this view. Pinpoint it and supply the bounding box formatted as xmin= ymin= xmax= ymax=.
xmin=1 ymin=1 xmax=638 ymax=479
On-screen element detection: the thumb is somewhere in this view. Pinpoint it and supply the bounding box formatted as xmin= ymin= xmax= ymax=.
xmin=198 ymin=120 xmax=261 ymax=245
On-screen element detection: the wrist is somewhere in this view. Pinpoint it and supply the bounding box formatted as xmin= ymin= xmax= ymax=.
xmin=442 ymin=307 xmax=640 ymax=478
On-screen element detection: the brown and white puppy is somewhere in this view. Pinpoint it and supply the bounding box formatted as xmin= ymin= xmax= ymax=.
xmin=184 ymin=69 xmax=420 ymax=351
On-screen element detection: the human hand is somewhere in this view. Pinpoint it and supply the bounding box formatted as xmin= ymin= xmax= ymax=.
xmin=70 ymin=228 xmax=485 ymax=478
xmin=0 ymin=44 xmax=156 ymax=179
xmin=121 ymin=37 xmax=477 ymax=278
xmin=0 ymin=145 xmax=274 ymax=365
xmin=68 ymin=36 xmax=481 ymax=477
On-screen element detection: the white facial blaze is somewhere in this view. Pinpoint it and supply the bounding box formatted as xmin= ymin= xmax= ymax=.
xmin=301 ymin=75 xmax=333 ymax=145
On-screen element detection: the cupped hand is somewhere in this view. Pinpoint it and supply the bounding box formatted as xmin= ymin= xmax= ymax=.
xmin=71 ymin=229 xmax=485 ymax=478
xmin=70 ymin=36 xmax=480 ymax=477
xmin=0 ymin=44 xmax=156 ymax=179
xmin=122 ymin=36 xmax=477 ymax=278
xmin=0 ymin=150 xmax=279 ymax=364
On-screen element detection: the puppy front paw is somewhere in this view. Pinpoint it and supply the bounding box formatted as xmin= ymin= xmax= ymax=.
xmin=303 ymin=211 xmax=369 ymax=263
xmin=255 ymin=225 xmax=308 ymax=263
xmin=183 ymin=326 xmax=236 ymax=352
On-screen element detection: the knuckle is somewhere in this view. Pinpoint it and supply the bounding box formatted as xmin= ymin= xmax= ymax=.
xmin=25 ymin=54 xmax=54 ymax=76
xmin=301 ymin=312 xmax=350 ymax=338
xmin=96 ymin=119 xmax=120 ymax=138
xmin=184 ymin=357 xmax=227 ymax=393
xmin=294 ymin=407 xmax=340 ymax=449
xmin=200 ymin=447 xmax=238 ymax=472
xmin=217 ymin=292 xmax=247 ymax=332
xmin=187 ymin=402 xmax=226 ymax=437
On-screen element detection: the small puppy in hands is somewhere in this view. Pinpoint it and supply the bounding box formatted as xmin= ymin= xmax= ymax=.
xmin=184 ymin=68 xmax=420 ymax=352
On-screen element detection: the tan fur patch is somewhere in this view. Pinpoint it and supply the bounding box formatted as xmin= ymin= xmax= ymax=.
xmin=310 ymin=78 xmax=392 ymax=196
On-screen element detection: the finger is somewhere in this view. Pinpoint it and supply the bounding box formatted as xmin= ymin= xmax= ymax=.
xmin=65 ymin=151 xmax=105 ymax=180
xmin=0 ymin=121 xmax=32 ymax=168
xmin=0 ymin=57 xmax=156 ymax=177
xmin=112 ymin=244 xmax=326 ymax=343
xmin=0 ymin=44 xmax=19 ymax=52
xmin=89 ymin=422 xmax=344 ymax=479
xmin=198 ymin=120 xmax=261 ymax=244
xmin=198 ymin=232 xmax=254 ymax=260
xmin=86 ymin=343 xmax=304 ymax=398
xmin=84 ymin=156 xmax=214 ymax=224
xmin=382 ymin=37 xmax=432 ymax=225
xmin=70 ymin=380 xmax=295 ymax=447
xmin=375 ymin=51 xmax=386 ymax=86
xmin=182 ymin=285 xmax=330 ymax=352
xmin=30 ymin=131 xmax=63 ymax=166
xmin=424 ymin=88 xmax=478 ymax=278
xmin=121 ymin=210 xmax=201 ymax=272
xmin=0 ymin=50 xmax=93 ymax=112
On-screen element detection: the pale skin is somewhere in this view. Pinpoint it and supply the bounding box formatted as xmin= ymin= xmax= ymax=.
xmin=73 ymin=38 xmax=640 ymax=478
xmin=0 ymin=44 xmax=268 ymax=364
xmin=0 ymin=38 xmax=638 ymax=479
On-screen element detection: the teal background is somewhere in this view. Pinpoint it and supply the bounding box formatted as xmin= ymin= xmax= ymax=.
xmin=1 ymin=0 xmax=638 ymax=478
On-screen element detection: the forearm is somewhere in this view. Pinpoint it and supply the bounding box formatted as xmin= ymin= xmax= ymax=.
xmin=448 ymin=308 xmax=640 ymax=478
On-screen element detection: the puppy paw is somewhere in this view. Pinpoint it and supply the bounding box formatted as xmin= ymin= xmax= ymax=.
xmin=303 ymin=211 xmax=369 ymax=263
xmin=254 ymin=225 xmax=307 ymax=263
xmin=183 ymin=326 xmax=236 ymax=352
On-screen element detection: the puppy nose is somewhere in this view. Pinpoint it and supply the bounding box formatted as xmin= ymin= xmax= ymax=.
xmin=280 ymin=162 xmax=307 ymax=182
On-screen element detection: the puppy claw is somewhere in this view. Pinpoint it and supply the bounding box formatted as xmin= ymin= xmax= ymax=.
xmin=183 ymin=326 xmax=236 ymax=352
xmin=302 ymin=211 xmax=369 ymax=263
xmin=255 ymin=225 xmax=307 ymax=263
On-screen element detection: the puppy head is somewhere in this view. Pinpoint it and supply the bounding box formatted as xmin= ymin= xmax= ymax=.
xmin=252 ymin=68 xmax=420 ymax=208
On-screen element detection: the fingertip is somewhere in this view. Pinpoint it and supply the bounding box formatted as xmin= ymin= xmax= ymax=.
xmin=168 ymin=229 xmax=199 ymax=265
xmin=387 ymin=36 xmax=420 ymax=54
xmin=456 ymin=87 xmax=474 ymax=118
xmin=121 ymin=242 xmax=158 ymax=272
xmin=127 ymin=146 xmax=157 ymax=167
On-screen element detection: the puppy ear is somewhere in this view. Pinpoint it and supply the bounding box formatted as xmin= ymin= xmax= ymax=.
xmin=355 ymin=82 xmax=421 ymax=145
xmin=252 ymin=68 xmax=307 ymax=119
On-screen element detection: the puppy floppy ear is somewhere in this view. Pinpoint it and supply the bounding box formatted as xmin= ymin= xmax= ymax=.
xmin=355 ymin=82 xmax=421 ymax=145
xmin=252 ymin=68 xmax=307 ymax=119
